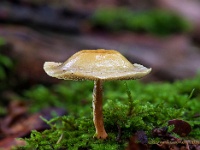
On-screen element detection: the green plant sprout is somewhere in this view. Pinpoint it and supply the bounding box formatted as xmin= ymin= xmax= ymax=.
xmin=43 ymin=49 xmax=151 ymax=139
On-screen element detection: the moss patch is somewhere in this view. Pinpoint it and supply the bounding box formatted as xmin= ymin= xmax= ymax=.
xmin=17 ymin=76 xmax=200 ymax=149
xmin=90 ymin=8 xmax=192 ymax=36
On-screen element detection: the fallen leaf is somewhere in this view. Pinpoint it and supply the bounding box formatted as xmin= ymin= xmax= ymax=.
xmin=168 ymin=119 xmax=191 ymax=137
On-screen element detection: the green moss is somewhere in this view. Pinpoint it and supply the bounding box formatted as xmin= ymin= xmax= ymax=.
xmin=0 ymin=44 xmax=15 ymax=115
xmin=23 ymin=81 xmax=93 ymax=115
xmin=16 ymin=76 xmax=200 ymax=149
xmin=0 ymin=37 xmax=6 ymax=46
xmin=0 ymin=37 xmax=14 ymax=87
xmin=0 ymin=54 xmax=13 ymax=81
xmin=90 ymin=8 xmax=192 ymax=36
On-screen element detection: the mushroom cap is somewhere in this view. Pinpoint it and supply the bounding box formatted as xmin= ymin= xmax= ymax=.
xmin=44 ymin=49 xmax=151 ymax=81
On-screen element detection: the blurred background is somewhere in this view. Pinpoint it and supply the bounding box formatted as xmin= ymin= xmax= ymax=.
xmin=1 ymin=0 xmax=200 ymax=149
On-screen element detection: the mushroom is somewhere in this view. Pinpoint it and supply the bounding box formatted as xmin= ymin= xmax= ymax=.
xmin=43 ymin=49 xmax=151 ymax=139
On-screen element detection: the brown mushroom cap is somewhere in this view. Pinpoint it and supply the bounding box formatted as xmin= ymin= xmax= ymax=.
xmin=43 ymin=49 xmax=151 ymax=81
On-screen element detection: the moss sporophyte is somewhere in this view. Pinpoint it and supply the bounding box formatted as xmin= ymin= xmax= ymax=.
xmin=43 ymin=49 xmax=151 ymax=139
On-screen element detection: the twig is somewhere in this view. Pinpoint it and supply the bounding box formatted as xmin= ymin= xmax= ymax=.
xmin=56 ymin=133 xmax=64 ymax=144
xmin=116 ymin=123 xmax=122 ymax=142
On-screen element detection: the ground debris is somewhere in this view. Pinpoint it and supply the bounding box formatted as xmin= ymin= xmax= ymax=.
xmin=0 ymin=100 xmax=67 ymax=149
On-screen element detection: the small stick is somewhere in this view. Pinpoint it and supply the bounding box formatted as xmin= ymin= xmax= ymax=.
xmin=56 ymin=133 xmax=64 ymax=144
xmin=116 ymin=123 xmax=122 ymax=142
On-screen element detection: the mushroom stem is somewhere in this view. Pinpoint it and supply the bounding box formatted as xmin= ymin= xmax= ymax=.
xmin=93 ymin=80 xmax=108 ymax=139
